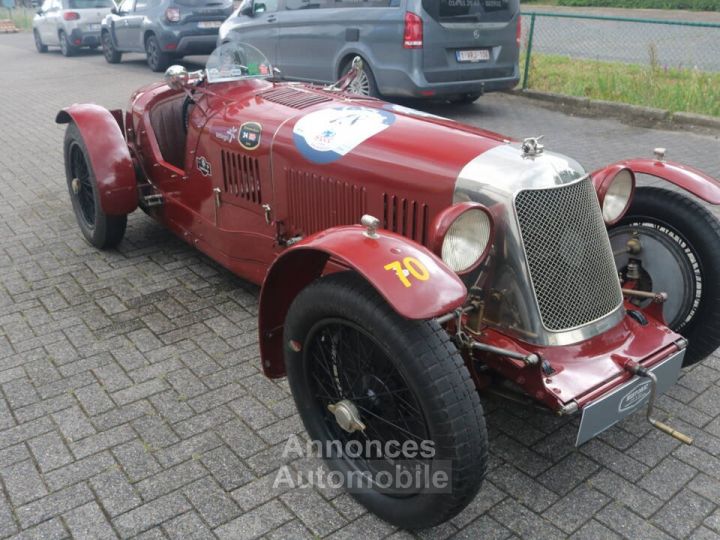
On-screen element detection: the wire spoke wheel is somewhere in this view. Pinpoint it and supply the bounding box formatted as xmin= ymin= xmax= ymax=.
xmin=69 ymin=143 xmax=96 ymax=228
xmin=284 ymin=273 xmax=487 ymax=529
xmin=306 ymin=319 xmax=430 ymax=495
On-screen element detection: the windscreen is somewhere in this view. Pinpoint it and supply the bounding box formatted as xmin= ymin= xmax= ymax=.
xmin=66 ymin=0 xmax=114 ymax=7
xmin=174 ymin=0 xmax=231 ymax=6
xmin=205 ymin=42 xmax=273 ymax=84
xmin=422 ymin=0 xmax=517 ymax=22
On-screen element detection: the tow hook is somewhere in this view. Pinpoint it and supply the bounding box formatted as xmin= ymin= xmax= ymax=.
xmin=625 ymin=361 xmax=693 ymax=445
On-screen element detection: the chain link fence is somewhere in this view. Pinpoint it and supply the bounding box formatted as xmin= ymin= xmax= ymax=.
xmin=520 ymin=12 xmax=720 ymax=88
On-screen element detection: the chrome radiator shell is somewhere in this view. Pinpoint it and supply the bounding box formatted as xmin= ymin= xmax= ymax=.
xmin=454 ymin=144 xmax=625 ymax=346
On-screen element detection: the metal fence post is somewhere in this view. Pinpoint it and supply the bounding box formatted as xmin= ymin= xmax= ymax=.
xmin=522 ymin=13 xmax=536 ymax=90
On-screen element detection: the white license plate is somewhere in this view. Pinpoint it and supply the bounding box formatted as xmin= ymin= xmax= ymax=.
xmin=456 ymin=49 xmax=490 ymax=63
xmin=198 ymin=21 xmax=222 ymax=28
xmin=86 ymin=23 xmax=101 ymax=31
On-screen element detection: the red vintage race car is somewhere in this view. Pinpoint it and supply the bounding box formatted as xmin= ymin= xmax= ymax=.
xmin=57 ymin=44 xmax=720 ymax=530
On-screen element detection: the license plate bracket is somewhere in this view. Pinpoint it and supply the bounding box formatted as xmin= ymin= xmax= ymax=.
xmin=575 ymin=348 xmax=685 ymax=446
xmin=456 ymin=49 xmax=491 ymax=63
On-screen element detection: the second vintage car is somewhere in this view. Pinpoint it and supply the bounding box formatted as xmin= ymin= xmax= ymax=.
xmin=56 ymin=44 xmax=720 ymax=529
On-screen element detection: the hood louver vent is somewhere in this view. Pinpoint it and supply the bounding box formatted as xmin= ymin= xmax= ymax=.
xmin=261 ymin=87 xmax=333 ymax=109
xmin=221 ymin=150 xmax=262 ymax=204
xmin=383 ymin=194 xmax=429 ymax=245
xmin=286 ymin=169 xmax=366 ymax=234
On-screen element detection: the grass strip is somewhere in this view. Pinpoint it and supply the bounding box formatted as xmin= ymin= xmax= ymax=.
xmin=522 ymin=53 xmax=720 ymax=117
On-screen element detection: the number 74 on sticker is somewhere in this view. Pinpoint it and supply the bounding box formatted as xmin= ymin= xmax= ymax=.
xmin=384 ymin=257 xmax=430 ymax=288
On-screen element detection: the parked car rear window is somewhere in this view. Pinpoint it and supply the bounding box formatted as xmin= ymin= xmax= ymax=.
xmin=65 ymin=0 xmax=113 ymax=7
xmin=175 ymin=0 xmax=230 ymax=6
xmin=422 ymin=0 xmax=515 ymax=22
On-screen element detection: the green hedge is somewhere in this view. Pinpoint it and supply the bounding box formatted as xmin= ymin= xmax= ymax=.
xmin=523 ymin=0 xmax=719 ymax=10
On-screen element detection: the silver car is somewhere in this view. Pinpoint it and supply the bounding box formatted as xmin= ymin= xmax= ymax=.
xmin=33 ymin=0 xmax=114 ymax=56
xmin=219 ymin=0 xmax=521 ymax=103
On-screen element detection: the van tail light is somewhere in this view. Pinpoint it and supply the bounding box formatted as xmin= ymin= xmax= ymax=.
xmin=63 ymin=11 xmax=80 ymax=20
xmin=165 ymin=7 xmax=181 ymax=22
xmin=403 ymin=11 xmax=423 ymax=49
xmin=516 ymin=16 xmax=522 ymax=46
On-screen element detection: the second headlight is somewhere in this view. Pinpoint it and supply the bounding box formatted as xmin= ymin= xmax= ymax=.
xmin=432 ymin=203 xmax=494 ymax=274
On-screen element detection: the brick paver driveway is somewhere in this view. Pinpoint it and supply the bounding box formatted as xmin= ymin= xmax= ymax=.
xmin=1 ymin=32 xmax=720 ymax=540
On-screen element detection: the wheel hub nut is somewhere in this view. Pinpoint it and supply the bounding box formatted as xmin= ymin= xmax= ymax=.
xmin=71 ymin=178 xmax=80 ymax=195
xmin=328 ymin=400 xmax=366 ymax=433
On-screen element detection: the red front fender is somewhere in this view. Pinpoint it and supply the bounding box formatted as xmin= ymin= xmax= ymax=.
xmin=258 ymin=226 xmax=467 ymax=378
xmin=594 ymin=158 xmax=720 ymax=205
xmin=56 ymin=104 xmax=137 ymax=216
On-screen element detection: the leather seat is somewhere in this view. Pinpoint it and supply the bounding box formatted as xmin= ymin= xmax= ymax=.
xmin=150 ymin=96 xmax=187 ymax=170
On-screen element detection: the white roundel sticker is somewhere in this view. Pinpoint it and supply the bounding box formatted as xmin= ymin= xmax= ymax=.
xmin=293 ymin=106 xmax=395 ymax=164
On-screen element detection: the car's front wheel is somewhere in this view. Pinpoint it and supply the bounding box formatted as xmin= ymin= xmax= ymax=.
xmin=63 ymin=122 xmax=127 ymax=249
xmin=102 ymin=31 xmax=122 ymax=64
xmin=145 ymin=34 xmax=172 ymax=72
xmin=33 ymin=30 xmax=48 ymax=53
xmin=609 ymin=187 xmax=720 ymax=366
xmin=59 ymin=30 xmax=77 ymax=57
xmin=285 ymin=272 xmax=487 ymax=530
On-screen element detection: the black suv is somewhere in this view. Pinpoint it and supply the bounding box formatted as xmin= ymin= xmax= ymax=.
xmin=101 ymin=0 xmax=233 ymax=72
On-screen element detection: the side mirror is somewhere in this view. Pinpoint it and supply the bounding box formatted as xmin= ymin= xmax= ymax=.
xmin=165 ymin=65 xmax=189 ymax=90
xmin=254 ymin=3 xmax=266 ymax=13
xmin=239 ymin=0 xmax=253 ymax=16
xmin=36 ymin=9 xmax=43 ymax=14
xmin=110 ymin=6 xmax=118 ymax=13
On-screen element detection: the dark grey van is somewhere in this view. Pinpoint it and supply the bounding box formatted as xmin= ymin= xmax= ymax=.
xmin=218 ymin=0 xmax=520 ymax=102
xmin=101 ymin=0 xmax=233 ymax=72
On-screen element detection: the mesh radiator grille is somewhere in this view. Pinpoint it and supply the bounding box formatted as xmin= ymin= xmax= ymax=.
xmin=515 ymin=178 xmax=623 ymax=331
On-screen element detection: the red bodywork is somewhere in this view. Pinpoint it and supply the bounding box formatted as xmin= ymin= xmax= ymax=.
xmin=56 ymin=76 xmax=718 ymax=417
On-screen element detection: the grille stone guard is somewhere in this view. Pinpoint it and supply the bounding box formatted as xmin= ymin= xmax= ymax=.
xmin=514 ymin=177 xmax=624 ymax=332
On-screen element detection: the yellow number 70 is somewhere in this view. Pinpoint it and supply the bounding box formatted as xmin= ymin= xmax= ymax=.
xmin=384 ymin=257 xmax=430 ymax=288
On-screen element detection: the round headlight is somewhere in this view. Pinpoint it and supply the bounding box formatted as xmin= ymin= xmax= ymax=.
xmin=441 ymin=208 xmax=493 ymax=273
xmin=602 ymin=169 xmax=635 ymax=224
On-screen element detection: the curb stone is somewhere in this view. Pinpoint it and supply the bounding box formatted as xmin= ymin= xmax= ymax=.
xmin=509 ymin=89 xmax=720 ymax=134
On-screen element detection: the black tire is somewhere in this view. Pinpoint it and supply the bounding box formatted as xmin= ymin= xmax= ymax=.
xmin=102 ymin=31 xmax=122 ymax=64
xmin=285 ymin=272 xmax=487 ymax=530
xmin=59 ymin=30 xmax=76 ymax=57
xmin=342 ymin=58 xmax=380 ymax=98
xmin=63 ymin=122 xmax=127 ymax=249
xmin=610 ymin=187 xmax=720 ymax=366
xmin=449 ymin=93 xmax=481 ymax=105
xmin=145 ymin=34 xmax=171 ymax=72
xmin=33 ymin=29 xmax=48 ymax=53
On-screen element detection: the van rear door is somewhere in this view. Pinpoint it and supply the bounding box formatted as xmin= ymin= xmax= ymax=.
xmin=419 ymin=0 xmax=519 ymax=87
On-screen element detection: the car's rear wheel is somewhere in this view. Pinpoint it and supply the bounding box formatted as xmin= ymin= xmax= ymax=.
xmin=102 ymin=31 xmax=122 ymax=64
xmin=343 ymin=58 xmax=379 ymax=98
xmin=609 ymin=187 xmax=720 ymax=366
xmin=285 ymin=272 xmax=487 ymax=530
xmin=33 ymin=30 xmax=48 ymax=53
xmin=145 ymin=34 xmax=171 ymax=72
xmin=63 ymin=122 xmax=127 ymax=249
xmin=59 ymin=30 xmax=77 ymax=57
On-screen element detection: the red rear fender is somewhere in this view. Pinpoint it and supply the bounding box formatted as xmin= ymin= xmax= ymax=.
xmin=258 ymin=225 xmax=468 ymax=378
xmin=56 ymin=104 xmax=137 ymax=216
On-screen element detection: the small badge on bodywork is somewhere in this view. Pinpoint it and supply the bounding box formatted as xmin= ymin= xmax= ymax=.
xmin=239 ymin=122 xmax=262 ymax=151
xmin=196 ymin=156 xmax=212 ymax=177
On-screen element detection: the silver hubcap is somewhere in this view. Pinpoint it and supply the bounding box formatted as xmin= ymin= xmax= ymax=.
xmin=328 ymin=400 xmax=366 ymax=433
xmin=610 ymin=224 xmax=700 ymax=329
xmin=348 ymin=69 xmax=370 ymax=96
